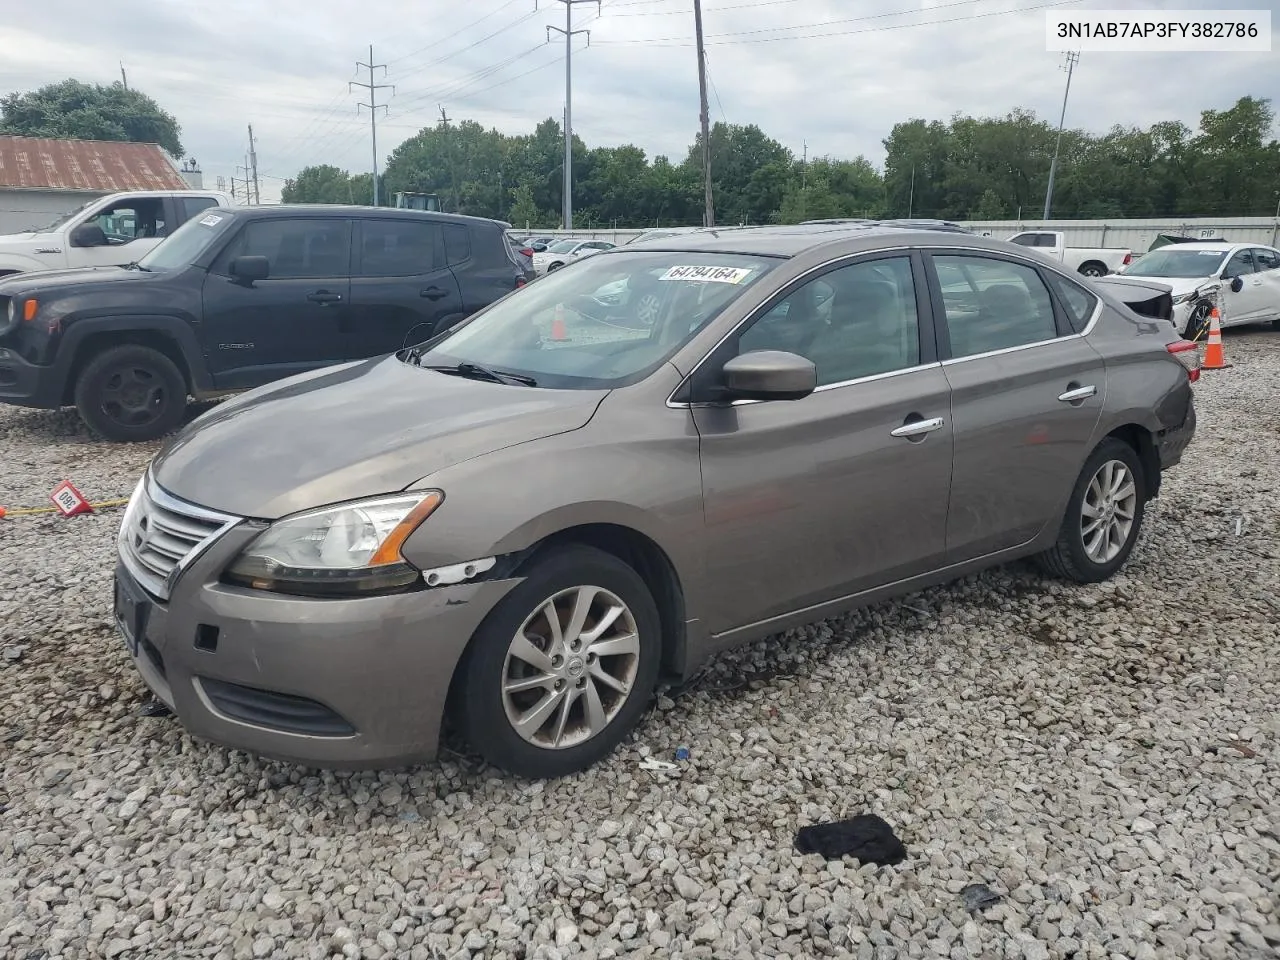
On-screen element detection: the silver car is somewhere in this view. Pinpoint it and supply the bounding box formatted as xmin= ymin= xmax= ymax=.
xmin=114 ymin=225 xmax=1198 ymax=777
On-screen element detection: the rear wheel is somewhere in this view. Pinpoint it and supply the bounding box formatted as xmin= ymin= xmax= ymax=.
xmin=73 ymin=344 xmax=188 ymax=442
xmin=457 ymin=545 xmax=661 ymax=778
xmin=547 ymin=261 xmax=564 ymax=273
xmin=1078 ymin=261 xmax=1107 ymax=278
xmin=1036 ymin=438 xmax=1146 ymax=583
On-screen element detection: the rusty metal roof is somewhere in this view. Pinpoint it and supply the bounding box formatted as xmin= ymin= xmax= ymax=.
xmin=0 ymin=136 xmax=188 ymax=192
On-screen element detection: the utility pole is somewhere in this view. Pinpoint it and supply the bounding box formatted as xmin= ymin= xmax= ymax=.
xmin=547 ymin=0 xmax=598 ymax=231
xmin=1043 ymin=50 xmax=1079 ymax=221
xmin=694 ymin=0 xmax=714 ymax=227
xmin=351 ymin=45 xmax=393 ymax=206
xmin=247 ymin=125 xmax=261 ymax=206
xmin=801 ymin=139 xmax=807 ymax=220
xmin=119 ymin=63 xmax=128 ymax=91
xmin=908 ymin=164 xmax=915 ymax=218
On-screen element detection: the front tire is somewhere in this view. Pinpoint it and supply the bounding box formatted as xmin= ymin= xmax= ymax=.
xmin=457 ymin=545 xmax=662 ymax=778
xmin=1185 ymin=301 xmax=1213 ymax=340
xmin=73 ymin=344 xmax=188 ymax=442
xmin=1036 ymin=438 xmax=1147 ymax=583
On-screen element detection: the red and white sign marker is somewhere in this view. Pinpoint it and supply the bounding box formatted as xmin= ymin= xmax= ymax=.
xmin=49 ymin=480 xmax=93 ymax=517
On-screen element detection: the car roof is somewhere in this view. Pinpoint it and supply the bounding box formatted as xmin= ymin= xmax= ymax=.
xmin=1144 ymin=241 xmax=1238 ymax=253
xmin=206 ymin=204 xmax=506 ymax=227
xmin=620 ymin=222 xmax=995 ymax=257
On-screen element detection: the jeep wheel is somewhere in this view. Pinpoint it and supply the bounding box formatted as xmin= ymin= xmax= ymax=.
xmin=74 ymin=344 xmax=188 ymax=442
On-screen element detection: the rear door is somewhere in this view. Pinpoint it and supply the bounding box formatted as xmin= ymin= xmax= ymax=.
xmin=200 ymin=217 xmax=351 ymax=388
xmin=928 ymin=252 xmax=1107 ymax=561
xmin=1251 ymin=247 xmax=1280 ymax=321
xmin=347 ymin=217 xmax=462 ymax=357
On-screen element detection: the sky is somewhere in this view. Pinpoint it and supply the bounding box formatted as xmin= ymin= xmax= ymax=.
xmin=2 ymin=0 xmax=1277 ymax=203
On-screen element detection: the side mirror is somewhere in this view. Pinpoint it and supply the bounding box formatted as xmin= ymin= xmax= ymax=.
xmin=1229 ymin=275 xmax=1245 ymax=293
xmin=69 ymin=223 xmax=107 ymax=248
xmin=230 ymin=255 xmax=270 ymax=283
xmin=721 ymin=350 xmax=816 ymax=401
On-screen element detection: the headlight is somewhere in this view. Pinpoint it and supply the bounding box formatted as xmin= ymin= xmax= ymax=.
xmin=225 ymin=491 xmax=443 ymax=597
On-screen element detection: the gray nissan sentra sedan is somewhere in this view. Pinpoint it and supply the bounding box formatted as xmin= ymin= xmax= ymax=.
xmin=114 ymin=224 xmax=1198 ymax=777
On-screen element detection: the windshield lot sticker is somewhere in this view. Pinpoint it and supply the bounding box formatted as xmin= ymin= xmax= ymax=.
xmin=660 ymin=265 xmax=753 ymax=284
xmin=198 ymin=214 xmax=224 ymax=227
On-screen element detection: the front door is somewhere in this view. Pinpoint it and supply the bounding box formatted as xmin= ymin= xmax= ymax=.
xmin=200 ymin=217 xmax=352 ymax=389
xmin=929 ymin=252 xmax=1107 ymax=560
xmin=1248 ymin=247 xmax=1280 ymax=322
xmin=1221 ymin=249 xmax=1265 ymax=324
xmin=347 ymin=217 xmax=464 ymax=358
xmin=691 ymin=253 xmax=953 ymax=635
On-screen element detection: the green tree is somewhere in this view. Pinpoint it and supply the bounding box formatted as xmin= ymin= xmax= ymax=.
xmin=281 ymin=165 xmax=372 ymax=204
xmin=508 ymin=182 xmax=540 ymax=229
xmin=0 ymin=79 xmax=183 ymax=156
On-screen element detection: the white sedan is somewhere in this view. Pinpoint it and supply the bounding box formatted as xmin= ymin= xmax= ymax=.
xmin=1120 ymin=241 xmax=1280 ymax=337
xmin=531 ymin=239 xmax=616 ymax=275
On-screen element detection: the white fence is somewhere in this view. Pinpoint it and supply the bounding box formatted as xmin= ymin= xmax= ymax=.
xmin=518 ymin=217 xmax=1280 ymax=251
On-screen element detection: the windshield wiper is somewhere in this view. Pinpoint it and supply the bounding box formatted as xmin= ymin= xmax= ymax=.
xmin=422 ymin=361 xmax=537 ymax=386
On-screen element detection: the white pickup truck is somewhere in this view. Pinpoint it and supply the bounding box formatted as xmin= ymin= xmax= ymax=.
xmin=0 ymin=189 xmax=233 ymax=277
xmin=1005 ymin=230 xmax=1132 ymax=277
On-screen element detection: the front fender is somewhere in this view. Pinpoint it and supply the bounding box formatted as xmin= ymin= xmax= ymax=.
xmin=55 ymin=315 xmax=214 ymax=393
xmin=0 ymin=253 xmax=59 ymax=274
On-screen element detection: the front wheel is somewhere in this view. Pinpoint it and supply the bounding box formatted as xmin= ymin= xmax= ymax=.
xmin=456 ymin=545 xmax=662 ymax=778
xmin=1036 ymin=438 xmax=1147 ymax=583
xmin=1185 ymin=300 xmax=1213 ymax=340
xmin=73 ymin=344 xmax=188 ymax=442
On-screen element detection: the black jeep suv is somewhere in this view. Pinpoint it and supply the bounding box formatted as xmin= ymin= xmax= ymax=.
xmin=0 ymin=206 xmax=533 ymax=441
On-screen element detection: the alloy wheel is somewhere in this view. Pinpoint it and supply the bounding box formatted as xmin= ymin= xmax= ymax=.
xmin=633 ymin=292 xmax=662 ymax=326
xmin=1081 ymin=459 xmax=1138 ymax=564
xmin=501 ymin=585 xmax=640 ymax=750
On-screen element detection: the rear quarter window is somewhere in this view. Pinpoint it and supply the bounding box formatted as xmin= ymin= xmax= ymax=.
xmin=444 ymin=224 xmax=471 ymax=265
xmin=1044 ymin=272 xmax=1098 ymax=333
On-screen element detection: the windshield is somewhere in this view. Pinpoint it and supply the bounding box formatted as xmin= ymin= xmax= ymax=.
xmin=1125 ymin=248 xmax=1228 ymax=278
xmin=546 ymin=240 xmax=579 ymax=254
xmin=137 ymin=209 xmax=236 ymax=270
xmin=407 ymin=251 xmax=778 ymax=388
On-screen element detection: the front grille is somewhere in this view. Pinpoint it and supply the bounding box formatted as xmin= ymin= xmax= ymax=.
xmin=199 ymin=678 xmax=356 ymax=737
xmin=118 ymin=476 xmax=240 ymax=600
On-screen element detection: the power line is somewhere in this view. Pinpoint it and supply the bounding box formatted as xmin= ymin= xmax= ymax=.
xmin=595 ymin=0 xmax=1085 ymax=46
xmin=383 ymin=0 xmax=525 ymax=66
xmin=351 ymin=45 xmax=394 ymax=206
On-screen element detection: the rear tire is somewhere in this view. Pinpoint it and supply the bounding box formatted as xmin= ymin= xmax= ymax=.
xmin=457 ymin=545 xmax=662 ymax=778
xmin=1036 ymin=438 xmax=1147 ymax=584
xmin=74 ymin=344 xmax=188 ymax=442
xmin=1078 ymin=261 xmax=1107 ymax=278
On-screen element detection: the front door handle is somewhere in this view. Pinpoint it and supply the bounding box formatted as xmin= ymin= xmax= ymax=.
xmin=307 ymin=291 xmax=342 ymax=304
xmin=420 ymin=286 xmax=447 ymax=300
xmin=1058 ymin=384 xmax=1097 ymax=403
xmin=891 ymin=416 xmax=945 ymax=439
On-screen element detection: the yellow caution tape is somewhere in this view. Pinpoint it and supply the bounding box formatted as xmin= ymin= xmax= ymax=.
xmin=0 ymin=497 xmax=131 ymax=519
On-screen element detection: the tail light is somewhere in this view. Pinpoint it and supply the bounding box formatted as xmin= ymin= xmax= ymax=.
xmin=519 ymin=247 xmax=534 ymax=258
xmin=1166 ymin=338 xmax=1200 ymax=383
xmin=1122 ymin=252 xmax=1133 ymax=266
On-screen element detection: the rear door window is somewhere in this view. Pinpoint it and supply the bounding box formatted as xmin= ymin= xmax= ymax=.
xmin=358 ymin=219 xmax=441 ymax=276
xmin=932 ymin=255 xmax=1060 ymax=358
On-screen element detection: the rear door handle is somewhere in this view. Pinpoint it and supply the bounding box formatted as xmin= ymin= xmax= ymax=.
xmin=891 ymin=416 xmax=945 ymax=439
xmin=307 ymin=291 xmax=342 ymax=304
xmin=1058 ymin=384 xmax=1097 ymax=403
xmin=420 ymin=286 xmax=447 ymax=300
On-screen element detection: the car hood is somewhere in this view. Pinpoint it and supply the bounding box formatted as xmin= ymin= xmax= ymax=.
xmin=151 ymin=354 xmax=607 ymax=519
xmin=0 ymin=264 xmax=156 ymax=294
xmin=1116 ymin=274 xmax=1208 ymax=296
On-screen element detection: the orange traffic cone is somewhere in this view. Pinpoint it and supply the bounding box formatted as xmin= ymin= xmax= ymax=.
xmin=1202 ymin=306 xmax=1230 ymax=370
xmin=550 ymin=303 xmax=568 ymax=341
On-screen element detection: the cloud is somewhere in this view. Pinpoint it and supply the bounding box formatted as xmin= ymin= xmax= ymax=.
xmin=1 ymin=0 xmax=1276 ymax=204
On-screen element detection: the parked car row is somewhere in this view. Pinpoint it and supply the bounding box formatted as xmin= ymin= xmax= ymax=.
xmin=110 ymin=223 xmax=1199 ymax=777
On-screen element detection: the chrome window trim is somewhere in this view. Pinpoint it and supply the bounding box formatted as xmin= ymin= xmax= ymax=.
xmin=117 ymin=471 xmax=242 ymax=601
xmin=663 ymin=242 xmax=1101 ymax=409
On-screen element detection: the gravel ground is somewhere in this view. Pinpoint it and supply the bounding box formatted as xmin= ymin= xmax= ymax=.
xmin=2 ymin=330 xmax=1279 ymax=960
